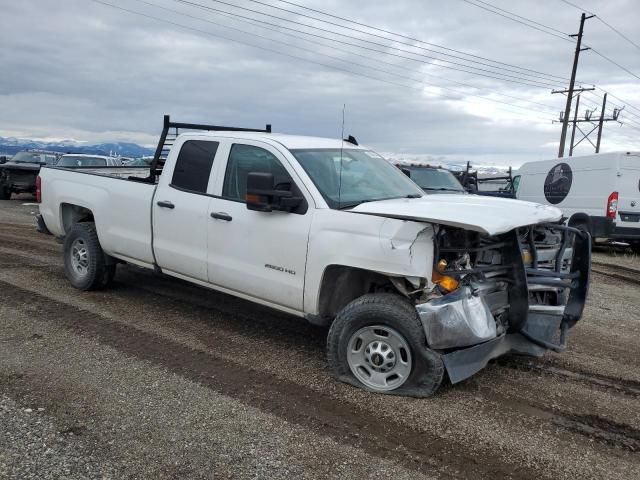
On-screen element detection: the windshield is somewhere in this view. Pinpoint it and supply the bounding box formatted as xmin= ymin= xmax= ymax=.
xmin=408 ymin=168 xmax=465 ymax=192
xmin=58 ymin=156 xmax=107 ymax=167
xmin=12 ymin=151 xmax=58 ymax=165
xmin=290 ymin=148 xmax=423 ymax=209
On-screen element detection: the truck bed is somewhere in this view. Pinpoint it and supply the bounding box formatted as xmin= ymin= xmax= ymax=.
xmin=38 ymin=166 xmax=157 ymax=266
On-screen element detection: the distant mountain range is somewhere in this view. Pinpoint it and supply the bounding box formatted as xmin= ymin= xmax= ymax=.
xmin=0 ymin=137 xmax=154 ymax=157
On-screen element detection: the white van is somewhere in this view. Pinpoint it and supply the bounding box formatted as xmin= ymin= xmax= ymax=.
xmin=515 ymin=152 xmax=640 ymax=251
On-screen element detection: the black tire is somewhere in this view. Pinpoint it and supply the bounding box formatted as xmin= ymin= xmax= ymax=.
xmin=63 ymin=222 xmax=116 ymax=291
xmin=631 ymin=243 xmax=640 ymax=255
xmin=327 ymin=293 xmax=444 ymax=397
xmin=571 ymin=221 xmax=592 ymax=249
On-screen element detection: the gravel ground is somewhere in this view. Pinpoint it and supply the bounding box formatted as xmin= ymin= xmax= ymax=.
xmin=1 ymin=198 xmax=640 ymax=479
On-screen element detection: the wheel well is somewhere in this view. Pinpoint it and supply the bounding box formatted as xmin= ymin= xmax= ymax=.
xmin=61 ymin=203 xmax=94 ymax=234
xmin=316 ymin=265 xmax=404 ymax=322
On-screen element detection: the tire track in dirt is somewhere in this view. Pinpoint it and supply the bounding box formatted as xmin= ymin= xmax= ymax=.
xmin=480 ymin=386 xmax=640 ymax=453
xmin=497 ymin=358 xmax=640 ymax=398
xmin=0 ymin=234 xmax=61 ymax=255
xmin=0 ymin=278 xmax=539 ymax=480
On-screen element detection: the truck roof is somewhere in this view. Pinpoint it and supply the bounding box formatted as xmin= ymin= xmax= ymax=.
xmin=177 ymin=131 xmax=365 ymax=150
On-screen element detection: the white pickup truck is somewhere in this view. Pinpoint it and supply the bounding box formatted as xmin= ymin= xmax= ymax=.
xmin=37 ymin=116 xmax=591 ymax=396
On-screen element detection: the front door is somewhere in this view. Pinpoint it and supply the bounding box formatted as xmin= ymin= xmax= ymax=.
xmin=207 ymin=141 xmax=313 ymax=311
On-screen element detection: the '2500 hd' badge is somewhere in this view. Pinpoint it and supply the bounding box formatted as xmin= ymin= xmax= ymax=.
xmin=265 ymin=264 xmax=296 ymax=275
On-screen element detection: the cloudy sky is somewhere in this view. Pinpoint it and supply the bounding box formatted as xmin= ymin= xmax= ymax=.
xmin=1 ymin=0 xmax=639 ymax=166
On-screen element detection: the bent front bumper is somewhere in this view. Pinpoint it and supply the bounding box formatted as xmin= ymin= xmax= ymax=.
xmin=417 ymin=224 xmax=591 ymax=384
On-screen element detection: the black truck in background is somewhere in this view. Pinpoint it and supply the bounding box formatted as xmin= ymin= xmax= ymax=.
xmin=0 ymin=150 xmax=60 ymax=199
xmin=453 ymin=162 xmax=517 ymax=199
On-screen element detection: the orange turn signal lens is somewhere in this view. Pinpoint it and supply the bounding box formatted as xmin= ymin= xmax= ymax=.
xmin=432 ymin=259 xmax=459 ymax=292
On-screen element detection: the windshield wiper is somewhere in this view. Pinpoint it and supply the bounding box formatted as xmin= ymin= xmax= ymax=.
xmin=422 ymin=187 xmax=463 ymax=192
xmin=339 ymin=194 xmax=422 ymax=210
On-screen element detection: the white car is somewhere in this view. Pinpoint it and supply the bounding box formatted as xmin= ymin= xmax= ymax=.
xmin=515 ymin=152 xmax=640 ymax=251
xmin=36 ymin=116 xmax=590 ymax=396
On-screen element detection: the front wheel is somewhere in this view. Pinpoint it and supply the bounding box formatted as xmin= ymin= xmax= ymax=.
xmin=327 ymin=293 xmax=444 ymax=397
xmin=63 ymin=222 xmax=116 ymax=291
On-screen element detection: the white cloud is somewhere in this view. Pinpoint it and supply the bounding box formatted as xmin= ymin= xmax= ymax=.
xmin=0 ymin=0 xmax=639 ymax=164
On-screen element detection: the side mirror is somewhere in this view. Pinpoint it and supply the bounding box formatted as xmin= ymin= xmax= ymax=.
xmin=0 ymin=156 xmax=7 ymax=164
xmin=246 ymin=172 xmax=303 ymax=212
xmin=400 ymin=167 xmax=411 ymax=178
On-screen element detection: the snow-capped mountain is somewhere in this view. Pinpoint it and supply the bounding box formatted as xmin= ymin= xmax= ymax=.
xmin=0 ymin=137 xmax=153 ymax=157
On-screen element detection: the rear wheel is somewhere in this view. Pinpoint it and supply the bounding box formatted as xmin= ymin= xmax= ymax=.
xmin=63 ymin=222 xmax=116 ymax=291
xmin=631 ymin=243 xmax=640 ymax=255
xmin=327 ymin=293 xmax=444 ymax=397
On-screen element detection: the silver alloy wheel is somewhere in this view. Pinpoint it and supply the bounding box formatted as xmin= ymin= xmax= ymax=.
xmin=347 ymin=325 xmax=412 ymax=391
xmin=70 ymin=238 xmax=89 ymax=277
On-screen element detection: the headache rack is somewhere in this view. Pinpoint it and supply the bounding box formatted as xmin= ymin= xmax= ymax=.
xmin=141 ymin=114 xmax=272 ymax=183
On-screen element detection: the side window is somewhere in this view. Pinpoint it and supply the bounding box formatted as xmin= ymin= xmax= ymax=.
xmin=171 ymin=140 xmax=219 ymax=193
xmin=222 ymin=144 xmax=292 ymax=201
xmin=512 ymin=175 xmax=521 ymax=193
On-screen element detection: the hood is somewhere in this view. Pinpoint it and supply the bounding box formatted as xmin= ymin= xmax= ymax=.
xmin=349 ymin=194 xmax=562 ymax=236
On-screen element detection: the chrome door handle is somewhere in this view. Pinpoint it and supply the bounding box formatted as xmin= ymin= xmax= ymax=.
xmin=157 ymin=201 xmax=175 ymax=209
xmin=210 ymin=212 xmax=232 ymax=221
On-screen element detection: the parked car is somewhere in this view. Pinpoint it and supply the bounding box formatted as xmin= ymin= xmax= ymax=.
xmin=515 ymin=152 xmax=640 ymax=252
xmin=0 ymin=150 xmax=59 ymax=199
xmin=36 ymin=115 xmax=590 ymax=396
xmin=57 ymin=154 xmax=123 ymax=168
xmin=395 ymin=164 xmax=466 ymax=194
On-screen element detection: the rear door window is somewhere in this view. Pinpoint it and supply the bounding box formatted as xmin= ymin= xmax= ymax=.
xmin=171 ymin=140 xmax=219 ymax=194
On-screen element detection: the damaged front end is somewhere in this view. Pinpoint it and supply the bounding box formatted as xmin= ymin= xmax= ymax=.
xmin=416 ymin=223 xmax=591 ymax=384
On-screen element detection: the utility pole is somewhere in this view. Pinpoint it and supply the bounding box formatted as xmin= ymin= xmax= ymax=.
xmin=555 ymin=13 xmax=594 ymax=158
xmin=568 ymin=94 xmax=580 ymax=157
xmin=595 ymin=93 xmax=607 ymax=153
xmin=556 ymin=92 xmax=622 ymax=154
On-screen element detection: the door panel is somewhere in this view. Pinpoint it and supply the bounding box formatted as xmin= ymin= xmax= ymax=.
xmin=153 ymin=187 xmax=212 ymax=281
xmin=207 ymin=200 xmax=311 ymax=310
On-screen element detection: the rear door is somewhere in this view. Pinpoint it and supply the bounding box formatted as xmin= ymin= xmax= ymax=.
xmin=206 ymin=140 xmax=313 ymax=312
xmin=617 ymin=154 xmax=640 ymax=227
xmin=152 ymin=139 xmax=220 ymax=281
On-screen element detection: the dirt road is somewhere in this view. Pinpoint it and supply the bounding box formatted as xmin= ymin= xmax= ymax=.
xmin=1 ymin=198 xmax=639 ymax=479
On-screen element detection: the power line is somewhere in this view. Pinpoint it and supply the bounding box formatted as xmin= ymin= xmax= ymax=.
xmin=185 ymin=1 xmax=560 ymax=112
xmin=588 ymin=47 xmax=640 ymax=82
xmin=268 ymin=0 xmax=572 ymax=82
xmin=460 ymin=0 xmax=574 ymax=43
xmin=557 ymin=0 xmax=594 ymax=15
xmin=239 ymin=0 xmax=567 ymax=83
xmin=90 ymin=0 xmax=557 ymax=121
xmin=464 ymin=0 xmax=640 ymax=83
xmin=170 ymin=0 xmax=561 ymax=90
xmin=470 ymin=0 xmax=569 ymax=36
xmin=558 ymin=0 xmax=640 ymax=52
xmin=193 ymin=0 xmax=563 ymax=89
